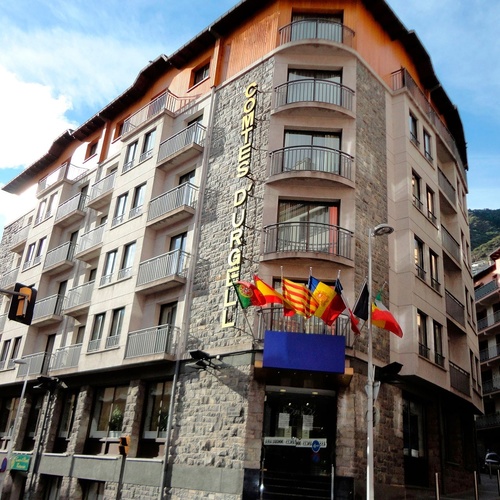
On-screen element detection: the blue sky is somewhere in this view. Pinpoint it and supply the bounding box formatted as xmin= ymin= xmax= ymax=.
xmin=0 ymin=0 xmax=498 ymax=236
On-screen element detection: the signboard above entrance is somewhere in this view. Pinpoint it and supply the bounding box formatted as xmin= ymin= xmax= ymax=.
xmin=263 ymin=330 xmax=345 ymax=374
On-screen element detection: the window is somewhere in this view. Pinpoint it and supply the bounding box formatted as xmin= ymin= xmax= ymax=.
xmin=286 ymin=69 xmax=342 ymax=106
xmin=426 ymin=187 xmax=436 ymax=224
xmin=414 ymin=236 xmax=425 ymax=280
xmin=291 ymin=13 xmax=343 ymax=42
xmin=24 ymin=243 xmax=36 ymax=269
xmin=140 ymin=129 xmax=156 ymax=162
xmin=0 ymin=397 xmax=17 ymax=437
xmin=130 ymin=184 xmax=146 ymax=219
xmin=86 ymin=141 xmax=98 ymax=159
xmin=193 ymin=62 xmax=210 ymax=86
xmin=10 ymin=337 xmax=21 ymax=367
xmin=417 ymin=310 xmax=428 ymax=358
xmin=159 ymin=302 xmax=177 ymax=327
xmin=101 ymin=250 xmax=117 ymax=286
xmin=112 ymin=193 xmax=128 ymax=227
xmin=429 ymin=250 xmax=440 ymax=292
xmin=170 ymin=233 xmax=187 ymax=275
xmin=411 ymin=172 xmax=423 ymax=211
xmin=277 ymin=200 xmax=340 ymax=254
xmin=409 ymin=113 xmax=419 ymax=144
xmin=114 ymin=121 xmax=124 ymax=141
xmin=143 ymin=381 xmax=172 ymax=439
xmin=433 ymin=321 xmax=444 ymax=367
xmin=282 ymin=130 xmax=342 ymax=174
xmin=0 ymin=340 xmax=11 ymax=370
xmin=88 ymin=313 xmax=106 ymax=352
xmin=179 ymin=170 xmax=195 ymax=185
xmin=89 ymin=386 xmax=128 ymax=438
xmin=119 ymin=242 xmax=136 ymax=280
xmin=56 ymin=391 xmax=78 ymax=444
xmin=123 ymin=141 xmax=138 ymax=173
xmin=35 ymin=199 xmax=47 ymax=224
xmin=106 ymin=308 xmax=125 ymax=349
xmin=423 ymin=129 xmax=432 ymax=161
xmin=34 ymin=237 xmax=47 ymax=265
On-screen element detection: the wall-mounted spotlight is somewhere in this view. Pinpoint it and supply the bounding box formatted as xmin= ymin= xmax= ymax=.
xmin=186 ymin=350 xmax=225 ymax=371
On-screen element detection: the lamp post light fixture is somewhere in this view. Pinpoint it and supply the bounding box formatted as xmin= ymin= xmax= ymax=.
xmin=0 ymin=359 xmax=29 ymax=499
xmin=366 ymin=223 xmax=394 ymax=500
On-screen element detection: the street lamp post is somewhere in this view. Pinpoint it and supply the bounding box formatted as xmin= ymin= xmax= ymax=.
xmin=366 ymin=223 xmax=394 ymax=500
xmin=0 ymin=358 xmax=30 ymax=499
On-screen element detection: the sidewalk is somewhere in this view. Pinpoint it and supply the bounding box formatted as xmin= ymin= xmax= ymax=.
xmin=441 ymin=473 xmax=500 ymax=499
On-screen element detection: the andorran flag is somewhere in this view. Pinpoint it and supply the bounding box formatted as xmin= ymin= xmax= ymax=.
xmin=308 ymin=276 xmax=346 ymax=325
xmin=371 ymin=296 xmax=403 ymax=338
xmin=234 ymin=281 xmax=266 ymax=309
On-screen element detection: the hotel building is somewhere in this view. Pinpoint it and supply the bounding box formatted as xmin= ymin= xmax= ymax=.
xmin=0 ymin=0 xmax=481 ymax=498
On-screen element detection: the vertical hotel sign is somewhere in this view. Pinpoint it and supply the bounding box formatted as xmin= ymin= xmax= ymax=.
xmin=221 ymin=82 xmax=258 ymax=328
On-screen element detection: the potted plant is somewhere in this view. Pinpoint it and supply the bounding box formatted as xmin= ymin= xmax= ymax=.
xmin=109 ymin=407 xmax=124 ymax=438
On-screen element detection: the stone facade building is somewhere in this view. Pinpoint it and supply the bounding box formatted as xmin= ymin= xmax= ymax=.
xmin=0 ymin=1 xmax=481 ymax=498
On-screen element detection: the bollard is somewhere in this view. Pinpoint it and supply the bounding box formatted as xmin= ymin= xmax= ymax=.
xmin=474 ymin=471 xmax=479 ymax=500
xmin=435 ymin=472 xmax=440 ymax=499
xmin=497 ymin=469 xmax=500 ymax=496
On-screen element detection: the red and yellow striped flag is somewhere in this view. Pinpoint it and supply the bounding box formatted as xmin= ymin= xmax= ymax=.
xmin=282 ymin=278 xmax=319 ymax=318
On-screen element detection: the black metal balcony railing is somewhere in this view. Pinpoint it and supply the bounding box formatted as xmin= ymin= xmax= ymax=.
xmin=257 ymin=307 xmax=353 ymax=345
xmin=124 ymin=324 xmax=179 ymax=358
xmin=475 ymin=279 xmax=499 ymax=301
xmin=274 ymin=79 xmax=354 ymax=111
xmin=412 ymin=195 xmax=424 ymax=212
xmin=157 ymin=122 xmax=206 ymax=164
xmin=445 ymin=290 xmax=465 ymax=326
xmin=449 ymin=361 xmax=470 ymax=396
xmin=478 ymin=310 xmax=500 ymax=332
xmin=269 ymin=146 xmax=354 ymax=180
xmin=279 ymin=19 xmax=355 ymax=47
xmin=483 ymin=380 xmax=500 ymax=395
xmin=415 ymin=264 xmax=426 ymax=281
xmin=263 ymin=221 xmax=353 ymax=260
xmin=419 ymin=343 xmax=430 ymax=359
xmin=438 ymin=169 xmax=456 ymax=206
xmin=430 ymin=277 xmax=441 ymax=294
xmin=434 ymin=352 xmax=445 ymax=368
xmin=476 ymin=413 xmax=500 ymax=430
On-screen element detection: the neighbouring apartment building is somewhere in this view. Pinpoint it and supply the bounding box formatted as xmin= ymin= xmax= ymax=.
xmin=0 ymin=1 xmax=482 ymax=498
xmin=474 ymin=249 xmax=500 ymax=456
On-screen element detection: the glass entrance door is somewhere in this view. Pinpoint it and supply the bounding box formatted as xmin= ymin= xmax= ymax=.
xmin=262 ymin=388 xmax=336 ymax=476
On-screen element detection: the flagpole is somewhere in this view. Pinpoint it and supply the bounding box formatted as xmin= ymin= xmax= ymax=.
xmin=366 ymin=223 xmax=394 ymax=500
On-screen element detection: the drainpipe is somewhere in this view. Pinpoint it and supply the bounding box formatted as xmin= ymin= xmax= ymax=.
xmin=157 ymin=85 xmax=218 ymax=499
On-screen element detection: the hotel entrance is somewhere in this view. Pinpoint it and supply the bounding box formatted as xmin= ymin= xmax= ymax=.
xmin=261 ymin=386 xmax=337 ymax=498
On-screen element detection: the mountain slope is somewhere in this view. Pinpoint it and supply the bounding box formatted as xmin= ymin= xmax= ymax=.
xmin=469 ymin=209 xmax=500 ymax=261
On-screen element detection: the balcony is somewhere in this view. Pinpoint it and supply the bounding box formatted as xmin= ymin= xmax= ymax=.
xmin=31 ymin=294 xmax=64 ymax=326
xmin=50 ymin=344 xmax=82 ymax=371
xmin=23 ymin=255 xmax=43 ymax=272
xmin=449 ymin=361 xmax=470 ymax=396
xmin=438 ymin=169 xmax=456 ymax=209
xmin=37 ymin=163 xmax=89 ymax=197
xmin=274 ymin=79 xmax=354 ymax=114
xmin=157 ymin=122 xmax=206 ymax=169
xmin=445 ymin=290 xmax=465 ymax=327
xmin=100 ymin=266 xmax=133 ymax=287
xmin=269 ymin=146 xmax=354 ymax=182
xmin=136 ymin=249 xmax=190 ymax=294
xmin=257 ymin=307 xmax=353 ymax=345
xmin=481 ymin=343 xmax=500 ymax=363
xmin=263 ymin=222 xmax=353 ymax=262
xmin=279 ymin=19 xmax=354 ymax=47
xmin=475 ymin=279 xmax=499 ymax=303
xmin=0 ymin=267 xmax=19 ymax=290
xmin=43 ymin=242 xmax=76 ymax=275
xmin=391 ymin=68 xmax=467 ymax=178
xmin=483 ymin=379 xmax=500 ymax=395
xmin=87 ymin=171 xmax=116 ymax=210
xmin=478 ymin=310 xmax=500 ymax=334
xmin=9 ymin=225 xmax=30 ymax=253
xmin=16 ymin=352 xmax=50 ymax=378
xmin=476 ymin=413 xmax=500 ymax=430
xmin=122 ymin=90 xmax=196 ymax=136
xmin=441 ymin=226 xmax=461 ymax=265
xmin=74 ymin=224 xmax=106 ymax=261
xmin=63 ymin=281 xmax=95 ymax=317
xmin=55 ymin=193 xmax=87 ymax=227
xmin=124 ymin=324 xmax=179 ymax=359
xmin=146 ymin=183 xmax=198 ymax=228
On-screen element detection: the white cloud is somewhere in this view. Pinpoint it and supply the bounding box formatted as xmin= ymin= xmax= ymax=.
xmin=0 ymin=185 xmax=37 ymax=242
xmin=0 ymin=66 xmax=76 ymax=169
